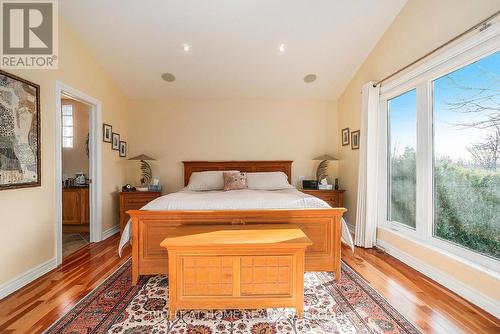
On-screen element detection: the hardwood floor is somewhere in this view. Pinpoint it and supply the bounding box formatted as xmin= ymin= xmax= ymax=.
xmin=342 ymin=246 xmax=500 ymax=334
xmin=0 ymin=235 xmax=498 ymax=333
xmin=0 ymin=234 xmax=130 ymax=334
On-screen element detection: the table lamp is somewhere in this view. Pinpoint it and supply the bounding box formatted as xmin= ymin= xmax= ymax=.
xmin=128 ymin=154 xmax=156 ymax=185
xmin=313 ymin=154 xmax=338 ymax=183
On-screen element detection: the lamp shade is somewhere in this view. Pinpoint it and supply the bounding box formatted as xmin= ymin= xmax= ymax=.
xmin=128 ymin=154 xmax=156 ymax=161
xmin=313 ymin=154 xmax=337 ymax=161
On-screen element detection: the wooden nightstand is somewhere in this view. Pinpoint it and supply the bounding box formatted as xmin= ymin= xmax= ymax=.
xmin=302 ymin=189 xmax=345 ymax=207
xmin=119 ymin=191 xmax=161 ymax=234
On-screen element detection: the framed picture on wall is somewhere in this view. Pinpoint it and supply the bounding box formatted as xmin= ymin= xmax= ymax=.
xmin=103 ymin=123 xmax=112 ymax=142
xmin=341 ymin=128 xmax=350 ymax=146
xmin=119 ymin=141 xmax=127 ymax=157
xmin=351 ymin=130 xmax=360 ymax=150
xmin=0 ymin=70 xmax=41 ymax=190
xmin=112 ymin=133 xmax=120 ymax=150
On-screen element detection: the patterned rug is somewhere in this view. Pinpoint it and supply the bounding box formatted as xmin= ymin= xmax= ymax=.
xmin=44 ymin=260 xmax=421 ymax=334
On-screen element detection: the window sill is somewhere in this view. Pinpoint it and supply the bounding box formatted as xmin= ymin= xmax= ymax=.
xmin=377 ymin=225 xmax=500 ymax=278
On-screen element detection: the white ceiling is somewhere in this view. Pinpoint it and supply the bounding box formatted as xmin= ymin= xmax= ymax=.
xmin=60 ymin=0 xmax=406 ymax=100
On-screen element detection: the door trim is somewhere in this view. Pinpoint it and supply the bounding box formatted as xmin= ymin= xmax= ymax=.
xmin=55 ymin=81 xmax=103 ymax=265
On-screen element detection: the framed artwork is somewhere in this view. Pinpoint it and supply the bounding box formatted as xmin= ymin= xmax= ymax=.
xmin=351 ymin=130 xmax=360 ymax=150
xmin=0 ymin=70 xmax=41 ymax=190
xmin=112 ymin=133 xmax=120 ymax=150
xmin=103 ymin=123 xmax=112 ymax=143
xmin=341 ymin=128 xmax=350 ymax=146
xmin=119 ymin=141 xmax=127 ymax=157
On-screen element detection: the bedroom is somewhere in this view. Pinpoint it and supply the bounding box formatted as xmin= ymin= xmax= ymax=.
xmin=0 ymin=0 xmax=499 ymax=333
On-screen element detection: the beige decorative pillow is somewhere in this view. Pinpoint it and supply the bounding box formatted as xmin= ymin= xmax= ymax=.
xmin=223 ymin=171 xmax=248 ymax=191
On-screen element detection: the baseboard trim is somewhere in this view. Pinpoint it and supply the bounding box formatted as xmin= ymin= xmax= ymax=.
xmin=101 ymin=225 xmax=119 ymax=241
xmin=0 ymin=257 xmax=57 ymax=300
xmin=376 ymin=239 xmax=500 ymax=318
xmin=0 ymin=225 xmax=119 ymax=300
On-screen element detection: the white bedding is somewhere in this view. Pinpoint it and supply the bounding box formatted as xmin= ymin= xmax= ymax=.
xmin=118 ymin=188 xmax=353 ymax=255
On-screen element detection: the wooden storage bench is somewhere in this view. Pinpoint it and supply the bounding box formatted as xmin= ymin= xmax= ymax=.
xmin=160 ymin=224 xmax=312 ymax=319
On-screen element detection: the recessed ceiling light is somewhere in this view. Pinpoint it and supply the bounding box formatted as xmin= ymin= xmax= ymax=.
xmin=183 ymin=43 xmax=190 ymax=52
xmin=161 ymin=73 xmax=176 ymax=82
xmin=303 ymin=74 xmax=317 ymax=83
xmin=279 ymin=43 xmax=285 ymax=53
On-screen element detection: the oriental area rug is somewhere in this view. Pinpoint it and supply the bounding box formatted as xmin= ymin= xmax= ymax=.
xmin=44 ymin=260 xmax=421 ymax=334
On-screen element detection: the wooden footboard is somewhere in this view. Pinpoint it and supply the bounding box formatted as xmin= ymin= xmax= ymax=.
xmin=128 ymin=208 xmax=346 ymax=285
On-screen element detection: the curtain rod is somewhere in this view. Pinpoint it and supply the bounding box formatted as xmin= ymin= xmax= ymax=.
xmin=373 ymin=10 xmax=500 ymax=88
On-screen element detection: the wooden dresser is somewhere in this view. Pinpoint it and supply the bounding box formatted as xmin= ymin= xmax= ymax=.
xmin=119 ymin=191 xmax=161 ymax=234
xmin=302 ymin=189 xmax=345 ymax=207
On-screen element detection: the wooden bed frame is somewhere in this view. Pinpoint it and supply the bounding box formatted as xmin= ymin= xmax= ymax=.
xmin=128 ymin=161 xmax=346 ymax=285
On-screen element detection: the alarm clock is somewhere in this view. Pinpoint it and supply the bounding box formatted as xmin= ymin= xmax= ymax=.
xmin=302 ymin=180 xmax=318 ymax=190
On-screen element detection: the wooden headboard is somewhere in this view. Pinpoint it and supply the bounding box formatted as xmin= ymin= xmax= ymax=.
xmin=182 ymin=161 xmax=293 ymax=186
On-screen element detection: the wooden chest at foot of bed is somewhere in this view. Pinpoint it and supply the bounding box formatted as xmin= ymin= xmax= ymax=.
xmin=160 ymin=224 xmax=311 ymax=319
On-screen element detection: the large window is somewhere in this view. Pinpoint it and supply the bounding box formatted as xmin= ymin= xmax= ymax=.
xmin=433 ymin=52 xmax=499 ymax=260
xmin=62 ymin=104 xmax=73 ymax=148
xmin=388 ymin=89 xmax=417 ymax=228
xmin=379 ymin=27 xmax=499 ymax=269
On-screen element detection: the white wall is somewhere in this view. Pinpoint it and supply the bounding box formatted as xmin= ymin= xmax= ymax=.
xmin=126 ymin=99 xmax=339 ymax=192
xmin=61 ymin=98 xmax=90 ymax=178
xmin=0 ymin=18 xmax=130 ymax=288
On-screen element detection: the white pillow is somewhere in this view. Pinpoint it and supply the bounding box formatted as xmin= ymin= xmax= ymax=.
xmin=246 ymin=172 xmax=294 ymax=190
xmin=187 ymin=170 xmax=238 ymax=191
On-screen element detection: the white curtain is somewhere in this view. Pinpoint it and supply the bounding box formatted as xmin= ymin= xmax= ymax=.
xmin=354 ymin=82 xmax=380 ymax=248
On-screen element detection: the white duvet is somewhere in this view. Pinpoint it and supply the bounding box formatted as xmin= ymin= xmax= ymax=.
xmin=118 ymin=188 xmax=353 ymax=255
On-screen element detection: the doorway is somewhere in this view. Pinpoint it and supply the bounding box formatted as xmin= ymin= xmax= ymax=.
xmin=55 ymin=82 xmax=102 ymax=265
xmin=60 ymin=96 xmax=91 ymax=258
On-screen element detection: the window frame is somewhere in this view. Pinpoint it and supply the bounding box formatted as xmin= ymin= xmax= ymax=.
xmin=377 ymin=22 xmax=500 ymax=274
xmin=386 ymin=88 xmax=418 ymax=230
xmin=62 ymin=104 xmax=74 ymax=148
